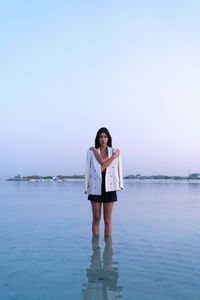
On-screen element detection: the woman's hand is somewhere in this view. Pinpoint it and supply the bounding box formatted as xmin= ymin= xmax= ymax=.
xmin=89 ymin=147 xmax=96 ymax=151
xmin=112 ymin=149 xmax=120 ymax=158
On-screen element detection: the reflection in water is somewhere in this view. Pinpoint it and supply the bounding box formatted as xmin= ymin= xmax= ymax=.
xmin=82 ymin=236 xmax=123 ymax=299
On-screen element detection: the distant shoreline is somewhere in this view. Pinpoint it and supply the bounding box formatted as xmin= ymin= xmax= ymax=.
xmin=6 ymin=175 xmax=84 ymax=182
xmin=6 ymin=173 xmax=200 ymax=182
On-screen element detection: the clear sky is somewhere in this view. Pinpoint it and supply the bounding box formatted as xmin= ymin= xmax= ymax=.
xmin=1 ymin=0 xmax=200 ymax=179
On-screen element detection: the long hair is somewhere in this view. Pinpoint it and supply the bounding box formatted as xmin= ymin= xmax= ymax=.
xmin=95 ymin=127 xmax=112 ymax=148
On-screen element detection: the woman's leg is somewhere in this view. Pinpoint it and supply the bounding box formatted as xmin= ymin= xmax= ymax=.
xmin=91 ymin=201 xmax=102 ymax=236
xmin=103 ymin=202 xmax=114 ymax=237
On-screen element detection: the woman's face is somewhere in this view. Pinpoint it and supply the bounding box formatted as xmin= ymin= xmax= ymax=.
xmin=99 ymin=132 xmax=108 ymax=147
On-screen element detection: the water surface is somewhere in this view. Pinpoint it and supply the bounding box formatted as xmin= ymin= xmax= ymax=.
xmin=0 ymin=179 xmax=200 ymax=299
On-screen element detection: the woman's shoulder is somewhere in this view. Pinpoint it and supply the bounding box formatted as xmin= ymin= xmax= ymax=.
xmin=87 ymin=147 xmax=94 ymax=152
xmin=86 ymin=149 xmax=95 ymax=157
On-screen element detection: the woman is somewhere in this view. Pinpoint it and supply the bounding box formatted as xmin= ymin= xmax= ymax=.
xmin=85 ymin=127 xmax=123 ymax=237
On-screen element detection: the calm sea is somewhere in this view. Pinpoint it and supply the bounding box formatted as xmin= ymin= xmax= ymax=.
xmin=0 ymin=179 xmax=200 ymax=300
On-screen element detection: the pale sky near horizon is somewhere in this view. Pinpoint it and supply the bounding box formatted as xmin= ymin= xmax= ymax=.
xmin=1 ymin=0 xmax=200 ymax=179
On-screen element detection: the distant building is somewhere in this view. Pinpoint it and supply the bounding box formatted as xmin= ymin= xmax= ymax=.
xmin=187 ymin=173 xmax=200 ymax=180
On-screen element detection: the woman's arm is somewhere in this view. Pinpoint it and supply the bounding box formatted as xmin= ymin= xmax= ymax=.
xmin=89 ymin=147 xmax=105 ymax=164
xmin=101 ymin=155 xmax=116 ymax=172
xmin=89 ymin=147 xmax=120 ymax=171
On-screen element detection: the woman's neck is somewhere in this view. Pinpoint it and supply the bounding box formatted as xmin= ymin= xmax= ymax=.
xmin=100 ymin=145 xmax=107 ymax=151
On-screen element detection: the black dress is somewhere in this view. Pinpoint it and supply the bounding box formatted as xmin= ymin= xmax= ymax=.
xmin=88 ymin=170 xmax=117 ymax=203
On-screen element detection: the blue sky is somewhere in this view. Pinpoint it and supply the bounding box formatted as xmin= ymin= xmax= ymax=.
xmin=1 ymin=0 xmax=200 ymax=178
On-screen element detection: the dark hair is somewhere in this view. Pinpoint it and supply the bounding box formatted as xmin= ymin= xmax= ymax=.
xmin=95 ymin=127 xmax=112 ymax=148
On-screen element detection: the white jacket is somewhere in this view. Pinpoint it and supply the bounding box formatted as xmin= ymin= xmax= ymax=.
xmin=85 ymin=147 xmax=123 ymax=195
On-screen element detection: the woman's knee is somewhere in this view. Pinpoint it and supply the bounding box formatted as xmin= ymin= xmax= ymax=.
xmin=93 ymin=214 xmax=101 ymax=223
xmin=104 ymin=215 xmax=112 ymax=225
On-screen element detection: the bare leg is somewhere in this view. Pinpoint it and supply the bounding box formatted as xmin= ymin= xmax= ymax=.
xmin=103 ymin=202 xmax=114 ymax=237
xmin=91 ymin=201 xmax=102 ymax=237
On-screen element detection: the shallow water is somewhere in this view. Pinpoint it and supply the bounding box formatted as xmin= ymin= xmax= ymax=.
xmin=0 ymin=179 xmax=200 ymax=299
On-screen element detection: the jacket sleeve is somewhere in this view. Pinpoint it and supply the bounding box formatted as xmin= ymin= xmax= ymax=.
xmin=85 ymin=150 xmax=91 ymax=194
xmin=118 ymin=155 xmax=124 ymax=190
